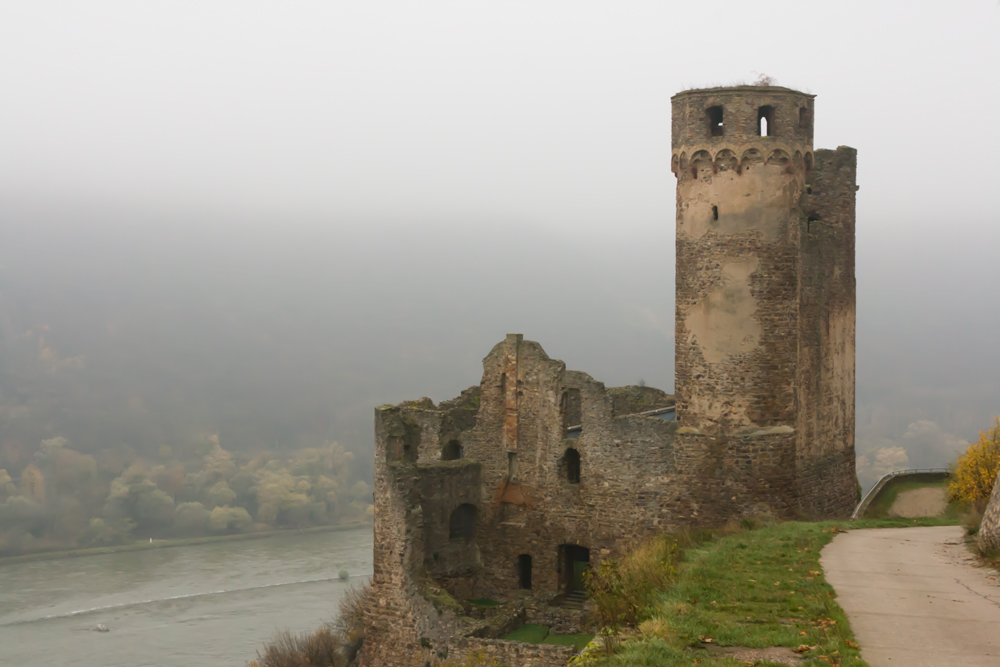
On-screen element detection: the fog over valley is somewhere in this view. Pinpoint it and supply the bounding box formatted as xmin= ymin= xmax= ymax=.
xmin=1 ymin=2 xmax=999 ymax=559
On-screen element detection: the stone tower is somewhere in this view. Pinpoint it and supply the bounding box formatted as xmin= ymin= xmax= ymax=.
xmin=671 ymin=86 xmax=857 ymax=519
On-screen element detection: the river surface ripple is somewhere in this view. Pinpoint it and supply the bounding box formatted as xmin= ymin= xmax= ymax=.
xmin=0 ymin=528 xmax=373 ymax=667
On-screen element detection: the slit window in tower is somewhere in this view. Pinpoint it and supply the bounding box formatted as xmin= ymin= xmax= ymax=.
xmin=757 ymin=105 xmax=774 ymax=136
xmin=707 ymin=106 xmax=724 ymax=137
xmin=508 ymin=452 xmax=517 ymax=480
xmin=799 ymin=106 xmax=810 ymax=132
xmin=712 ymin=206 xmax=719 ymax=221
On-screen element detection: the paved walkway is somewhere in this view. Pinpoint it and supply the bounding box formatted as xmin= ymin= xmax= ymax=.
xmin=821 ymin=526 xmax=1000 ymax=666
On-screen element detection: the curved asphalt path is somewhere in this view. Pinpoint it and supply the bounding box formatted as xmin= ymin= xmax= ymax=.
xmin=821 ymin=526 xmax=1000 ymax=666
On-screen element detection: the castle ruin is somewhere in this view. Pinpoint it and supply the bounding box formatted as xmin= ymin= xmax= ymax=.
xmin=361 ymin=85 xmax=858 ymax=667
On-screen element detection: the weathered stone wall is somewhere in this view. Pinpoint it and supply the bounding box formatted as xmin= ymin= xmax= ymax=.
xmin=672 ymin=85 xmax=856 ymax=520
xmin=361 ymin=336 xmax=677 ymax=666
xmin=445 ymin=638 xmax=575 ymax=667
xmin=796 ymin=146 xmax=858 ymax=517
xmin=978 ymin=473 xmax=1000 ymax=554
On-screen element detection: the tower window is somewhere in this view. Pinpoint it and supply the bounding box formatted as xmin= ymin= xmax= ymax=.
xmin=442 ymin=440 xmax=463 ymax=461
xmin=712 ymin=205 xmax=719 ymax=221
xmin=562 ymin=448 xmax=581 ymax=484
xmin=706 ymin=106 xmax=724 ymax=137
xmin=508 ymin=452 xmax=518 ymax=480
xmin=799 ymin=107 xmax=811 ymax=132
xmin=449 ymin=504 xmax=477 ymax=540
xmin=757 ymin=106 xmax=774 ymax=137
xmin=561 ymin=388 xmax=582 ymax=435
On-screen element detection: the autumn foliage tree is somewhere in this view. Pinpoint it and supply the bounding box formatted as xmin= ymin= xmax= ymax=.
xmin=949 ymin=418 xmax=1000 ymax=509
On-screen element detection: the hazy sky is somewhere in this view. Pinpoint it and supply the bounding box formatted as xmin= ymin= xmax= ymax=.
xmin=3 ymin=2 xmax=998 ymax=234
xmin=1 ymin=2 xmax=999 ymax=483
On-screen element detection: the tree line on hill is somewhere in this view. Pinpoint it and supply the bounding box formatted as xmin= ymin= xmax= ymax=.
xmin=0 ymin=437 xmax=371 ymax=556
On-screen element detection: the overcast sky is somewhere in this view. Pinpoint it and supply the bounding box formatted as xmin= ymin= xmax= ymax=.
xmin=1 ymin=2 xmax=999 ymax=483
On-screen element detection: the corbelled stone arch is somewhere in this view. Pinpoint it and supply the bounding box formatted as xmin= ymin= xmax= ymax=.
xmin=714 ymin=149 xmax=738 ymax=172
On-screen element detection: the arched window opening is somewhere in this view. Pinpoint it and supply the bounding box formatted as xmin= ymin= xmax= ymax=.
xmin=757 ymin=105 xmax=774 ymax=137
xmin=442 ymin=440 xmax=463 ymax=461
xmin=563 ymin=448 xmax=581 ymax=484
xmin=799 ymin=106 xmax=811 ymax=132
xmin=706 ymin=106 xmax=724 ymax=137
xmin=449 ymin=503 xmax=477 ymax=541
xmin=518 ymin=554 xmax=532 ymax=589
xmin=561 ymin=388 xmax=582 ymax=435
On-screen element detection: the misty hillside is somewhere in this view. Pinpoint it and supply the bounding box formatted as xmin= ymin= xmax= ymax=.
xmin=2 ymin=198 xmax=998 ymax=495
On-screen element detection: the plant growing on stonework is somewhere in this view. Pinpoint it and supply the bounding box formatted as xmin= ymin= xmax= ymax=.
xmin=949 ymin=418 xmax=1000 ymax=510
xmin=583 ymin=559 xmax=635 ymax=654
xmin=584 ymin=536 xmax=682 ymax=654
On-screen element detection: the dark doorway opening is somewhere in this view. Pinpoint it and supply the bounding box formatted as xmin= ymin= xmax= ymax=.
xmin=558 ymin=544 xmax=590 ymax=594
xmin=518 ymin=554 xmax=532 ymax=589
xmin=449 ymin=503 xmax=477 ymax=541
xmin=442 ymin=440 xmax=463 ymax=461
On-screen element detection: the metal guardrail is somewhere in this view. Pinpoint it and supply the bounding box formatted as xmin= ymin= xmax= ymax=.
xmin=852 ymin=467 xmax=951 ymax=520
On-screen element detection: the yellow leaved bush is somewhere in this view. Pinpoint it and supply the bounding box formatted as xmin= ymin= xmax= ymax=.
xmin=948 ymin=418 xmax=1000 ymax=508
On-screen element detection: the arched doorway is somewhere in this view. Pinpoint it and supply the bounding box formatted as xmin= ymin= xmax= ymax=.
xmin=558 ymin=544 xmax=590 ymax=595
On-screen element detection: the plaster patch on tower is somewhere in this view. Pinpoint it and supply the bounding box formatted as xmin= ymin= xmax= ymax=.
xmin=678 ymin=162 xmax=797 ymax=242
xmin=683 ymin=256 xmax=762 ymax=364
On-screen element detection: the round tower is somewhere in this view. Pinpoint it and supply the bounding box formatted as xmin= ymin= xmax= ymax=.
xmin=671 ymin=85 xmax=851 ymax=520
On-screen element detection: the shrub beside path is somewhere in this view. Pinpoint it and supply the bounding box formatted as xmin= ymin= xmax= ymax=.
xmin=821 ymin=526 xmax=1000 ymax=666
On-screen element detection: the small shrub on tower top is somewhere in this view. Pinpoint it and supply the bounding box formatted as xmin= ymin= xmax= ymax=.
xmin=949 ymin=418 xmax=1000 ymax=509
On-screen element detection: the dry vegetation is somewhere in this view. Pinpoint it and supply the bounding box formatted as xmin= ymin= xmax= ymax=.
xmin=250 ymin=578 xmax=372 ymax=667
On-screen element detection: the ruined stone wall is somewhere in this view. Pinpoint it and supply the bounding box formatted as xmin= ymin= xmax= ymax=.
xmin=472 ymin=337 xmax=679 ymax=598
xmin=796 ymin=146 xmax=858 ymax=517
xmin=444 ymin=638 xmax=575 ymax=667
xmin=361 ymin=336 xmax=677 ymax=666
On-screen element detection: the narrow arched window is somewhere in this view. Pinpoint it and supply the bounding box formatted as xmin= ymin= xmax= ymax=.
xmin=757 ymin=105 xmax=774 ymax=137
xmin=442 ymin=440 xmax=463 ymax=460
xmin=563 ymin=448 xmax=581 ymax=484
xmin=449 ymin=503 xmax=477 ymax=540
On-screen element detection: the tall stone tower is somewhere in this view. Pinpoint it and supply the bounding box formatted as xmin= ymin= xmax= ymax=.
xmin=671 ymin=86 xmax=857 ymax=519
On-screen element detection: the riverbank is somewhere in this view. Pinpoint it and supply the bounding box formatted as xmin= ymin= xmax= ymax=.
xmin=0 ymin=521 xmax=371 ymax=565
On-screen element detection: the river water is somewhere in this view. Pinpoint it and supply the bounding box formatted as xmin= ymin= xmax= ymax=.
xmin=0 ymin=528 xmax=373 ymax=667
